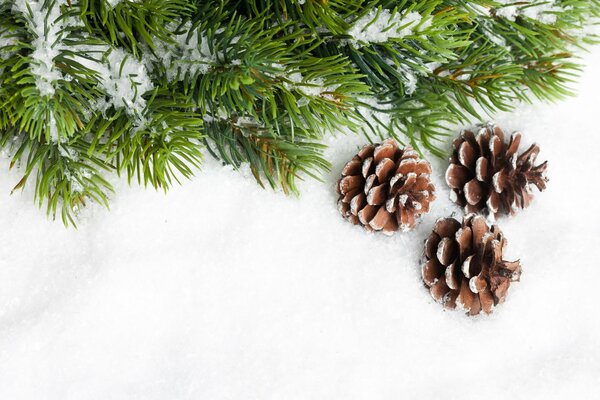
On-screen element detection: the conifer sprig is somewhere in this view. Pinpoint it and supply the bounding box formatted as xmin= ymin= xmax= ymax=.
xmin=0 ymin=0 xmax=598 ymax=225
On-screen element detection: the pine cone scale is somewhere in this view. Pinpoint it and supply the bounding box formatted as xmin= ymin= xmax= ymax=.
xmin=358 ymin=145 xmax=375 ymax=159
xmin=424 ymin=233 xmax=441 ymax=260
xmin=506 ymin=133 xmax=521 ymax=158
xmin=455 ymin=227 xmax=473 ymax=260
xmin=479 ymin=290 xmax=495 ymax=313
xmin=350 ymin=193 xmax=366 ymax=215
xmin=433 ymin=218 xmax=461 ymax=238
xmin=339 ymin=175 xmax=362 ymax=195
xmin=464 ymin=179 xmax=486 ymax=205
xmin=367 ymin=183 xmax=388 ymax=206
xmin=455 ymin=280 xmax=473 ymax=312
xmin=342 ymin=159 xmax=362 ymax=176
xmin=458 ymin=140 xmax=477 ymax=170
xmin=376 ymin=158 xmax=396 ymax=181
xmin=358 ymin=205 xmax=377 ymax=225
xmin=374 ymin=142 xmax=396 ymax=163
xmin=437 ymin=237 xmax=458 ymax=266
xmin=445 ymin=164 xmax=471 ymax=189
xmin=422 ymin=258 xmax=443 ymax=286
xmin=445 ymin=262 xmax=461 ymax=290
xmin=475 ymin=157 xmax=489 ymax=181
xmin=469 ymin=274 xmax=487 ymax=293
xmin=362 ymin=158 xmax=373 ymax=177
xmin=430 ymin=278 xmax=450 ymax=303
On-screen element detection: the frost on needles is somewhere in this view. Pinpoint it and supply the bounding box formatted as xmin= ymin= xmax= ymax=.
xmin=0 ymin=0 xmax=598 ymax=225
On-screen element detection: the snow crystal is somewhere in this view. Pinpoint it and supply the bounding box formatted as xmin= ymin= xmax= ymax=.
xmin=202 ymin=107 xmax=229 ymax=123
xmin=48 ymin=113 xmax=59 ymax=142
xmin=0 ymin=33 xmax=16 ymax=83
xmin=58 ymin=144 xmax=79 ymax=160
xmin=94 ymin=48 xmax=153 ymax=117
xmin=10 ymin=0 xmax=97 ymax=142
xmin=235 ymin=116 xmax=261 ymax=127
xmin=399 ymin=64 xmax=418 ymax=95
xmin=487 ymin=32 xmax=507 ymax=48
xmin=283 ymin=71 xmax=303 ymax=88
xmin=64 ymin=40 xmax=153 ymax=122
xmin=101 ymin=0 xmax=142 ymax=9
xmin=281 ymin=70 xmax=340 ymax=99
xmin=151 ymin=23 xmax=222 ymax=82
xmin=493 ymin=1 xmax=561 ymax=24
xmin=297 ymin=78 xmax=325 ymax=97
xmin=347 ymin=9 xmax=424 ymax=46
xmin=104 ymin=0 xmax=125 ymax=8
xmin=12 ymin=0 xmax=67 ymax=97
xmin=296 ymin=97 xmax=310 ymax=107
xmin=495 ymin=3 xmax=519 ymax=21
xmin=0 ymin=34 xmax=16 ymax=56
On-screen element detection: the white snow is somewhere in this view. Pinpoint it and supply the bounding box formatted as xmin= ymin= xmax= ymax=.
xmin=399 ymin=64 xmax=418 ymax=95
xmin=0 ymin=33 xmax=16 ymax=78
xmin=494 ymin=1 xmax=561 ymax=24
xmin=10 ymin=0 xmax=67 ymax=142
xmin=281 ymin=70 xmax=340 ymax=99
xmin=151 ymin=24 xmax=222 ymax=82
xmin=0 ymin=34 xmax=600 ymax=400
xmin=12 ymin=0 xmax=66 ymax=97
xmin=0 ymin=33 xmax=14 ymax=49
xmin=90 ymin=47 xmax=154 ymax=117
xmin=348 ymin=9 xmax=424 ymax=46
xmin=104 ymin=0 xmax=125 ymax=8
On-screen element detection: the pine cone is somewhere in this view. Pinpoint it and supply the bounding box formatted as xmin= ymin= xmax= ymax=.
xmin=445 ymin=124 xmax=548 ymax=217
xmin=421 ymin=214 xmax=522 ymax=315
xmin=336 ymin=139 xmax=435 ymax=234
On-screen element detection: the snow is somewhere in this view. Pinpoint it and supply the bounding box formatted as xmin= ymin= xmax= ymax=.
xmin=0 ymin=32 xmax=16 ymax=77
xmin=281 ymin=70 xmax=340 ymax=99
xmin=104 ymin=0 xmax=125 ymax=8
xmin=1 ymin=40 xmax=600 ymax=400
xmin=90 ymin=47 xmax=154 ymax=117
xmin=151 ymin=24 xmax=222 ymax=82
xmin=347 ymin=9 xmax=424 ymax=46
xmin=12 ymin=0 xmax=66 ymax=97
xmin=494 ymin=1 xmax=561 ymax=24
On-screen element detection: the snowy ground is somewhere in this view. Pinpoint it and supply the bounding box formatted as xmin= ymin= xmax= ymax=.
xmin=1 ymin=49 xmax=599 ymax=399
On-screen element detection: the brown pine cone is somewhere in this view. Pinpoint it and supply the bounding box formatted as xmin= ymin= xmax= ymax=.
xmin=445 ymin=124 xmax=548 ymax=217
xmin=336 ymin=139 xmax=435 ymax=235
xmin=421 ymin=214 xmax=522 ymax=315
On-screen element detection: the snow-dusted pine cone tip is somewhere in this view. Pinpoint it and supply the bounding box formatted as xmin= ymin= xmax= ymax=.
xmin=446 ymin=123 xmax=548 ymax=218
xmin=336 ymin=139 xmax=436 ymax=235
xmin=422 ymin=214 xmax=521 ymax=316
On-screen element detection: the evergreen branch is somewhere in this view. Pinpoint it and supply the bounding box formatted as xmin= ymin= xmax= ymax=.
xmin=78 ymin=0 xmax=195 ymax=55
xmin=89 ymin=91 xmax=204 ymax=190
xmin=1 ymin=0 xmax=599 ymax=224
xmin=203 ymin=115 xmax=330 ymax=194
xmin=0 ymin=124 xmax=113 ymax=226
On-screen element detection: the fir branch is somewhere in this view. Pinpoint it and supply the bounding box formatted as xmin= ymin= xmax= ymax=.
xmin=1 ymin=124 xmax=113 ymax=226
xmin=88 ymin=91 xmax=204 ymax=190
xmin=203 ymin=115 xmax=330 ymax=194
xmin=1 ymin=0 xmax=599 ymax=225
xmin=78 ymin=0 xmax=195 ymax=55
